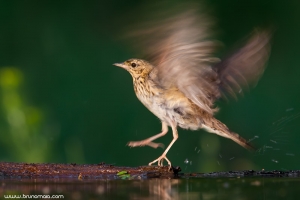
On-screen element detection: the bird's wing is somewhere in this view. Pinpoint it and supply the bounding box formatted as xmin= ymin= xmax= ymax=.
xmin=127 ymin=4 xmax=221 ymax=115
xmin=123 ymin=3 xmax=271 ymax=114
xmin=215 ymin=30 xmax=272 ymax=100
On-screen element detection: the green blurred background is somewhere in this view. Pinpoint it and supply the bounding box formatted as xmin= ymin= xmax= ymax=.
xmin=0 ymin=0 xmax=299 ymax=173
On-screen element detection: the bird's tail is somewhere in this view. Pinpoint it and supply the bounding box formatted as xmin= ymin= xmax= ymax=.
xmin=202 ymin=118 xmax=256 ymax=151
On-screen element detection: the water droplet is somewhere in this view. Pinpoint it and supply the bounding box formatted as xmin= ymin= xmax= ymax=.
xmin=248 ymin=135 xmax=259 ymax=142
xmin=219 ymin=154 xmax=222 ymax=158
xmin=195 ymin=147 xmax=197 ymax=151
xmin=229 ymin=157 xmax=235 ymax=160
xmin=257 ymin=148 xmax=262 ymax=153
xmin=197 ymin=150 xmax=200 ymax=153
xmin=286 ymin=108 xmax=294 ymax=112
xmin=271 ymin=159 xmax=279 ymax=163
xmin=217 ymin=161 xmax=220 ymax=165
xmin=286 ymin=153 xmax=295 ymax=156
xmin=270 ymin=140 xmax=277 ymax=143
xmin=184 ymin=158 xmax=189 ymax=164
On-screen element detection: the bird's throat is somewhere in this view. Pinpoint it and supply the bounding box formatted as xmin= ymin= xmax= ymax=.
xmin=133 ymin=77 xmax=151 ymax=98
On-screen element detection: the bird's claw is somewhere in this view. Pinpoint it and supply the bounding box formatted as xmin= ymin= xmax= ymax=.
xmin=148 ymin=154 xmax=172 ymax=169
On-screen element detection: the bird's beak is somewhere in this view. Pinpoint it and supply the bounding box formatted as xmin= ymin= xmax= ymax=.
xmin=113 ymin=63 xmax=128 ymax=70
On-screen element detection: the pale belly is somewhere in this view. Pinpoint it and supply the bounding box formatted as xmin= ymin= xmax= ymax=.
xmin=136 ymin=92 xmax=202 ymax=130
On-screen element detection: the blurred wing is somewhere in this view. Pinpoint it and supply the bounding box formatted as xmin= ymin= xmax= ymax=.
xmin=127 ymin=3 xmax=221 ymax=114
xmin=216 ymin=30 xmax=272 ymax=100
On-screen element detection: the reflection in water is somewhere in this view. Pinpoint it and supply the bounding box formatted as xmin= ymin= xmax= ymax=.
xmin=0 ymin=177 xmax=300 ymax=200
xmin=130 ymin=179 xmax=181 ymax=200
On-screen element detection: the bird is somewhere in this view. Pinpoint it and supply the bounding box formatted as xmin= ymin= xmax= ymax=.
xmin=113 ymin=3 xmax=271 ymax=168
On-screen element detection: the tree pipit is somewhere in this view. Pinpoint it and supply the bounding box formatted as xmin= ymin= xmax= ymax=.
xmin=114 ymin=4 xmax=271 ymax=168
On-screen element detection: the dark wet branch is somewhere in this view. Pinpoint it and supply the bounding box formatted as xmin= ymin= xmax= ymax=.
xmin=0 ymin=162 xmax=299 ymax=179
xmin=0 ymin=162 xmax=174 ymax=179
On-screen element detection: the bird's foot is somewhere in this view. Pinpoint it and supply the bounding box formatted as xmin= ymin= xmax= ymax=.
xmin=127 ymin=140 xmax=164 ymax=149
xmin=148 ymin=154 xmax=171 ymax=169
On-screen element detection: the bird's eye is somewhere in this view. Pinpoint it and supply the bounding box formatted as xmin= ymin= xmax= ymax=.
xmin=131 ymin=63 xmax=137 ymax=68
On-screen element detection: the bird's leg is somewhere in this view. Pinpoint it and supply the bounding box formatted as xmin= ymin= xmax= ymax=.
xmin=127 ymin=122 xmax=168 ymax=149
xmin=149 ymin=121 xmax=178 ymax=168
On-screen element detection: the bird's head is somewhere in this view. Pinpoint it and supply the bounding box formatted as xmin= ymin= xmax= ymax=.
xmin=113 ymin=59 xmax=154 ymax=79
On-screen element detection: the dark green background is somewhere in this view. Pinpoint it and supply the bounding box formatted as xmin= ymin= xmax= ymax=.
xmin=0 ymin=0 xmax=299 ymax=172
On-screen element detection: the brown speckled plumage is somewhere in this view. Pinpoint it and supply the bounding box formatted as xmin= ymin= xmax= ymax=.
xmin=113 ymin=4 xmax=271 ymax=167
